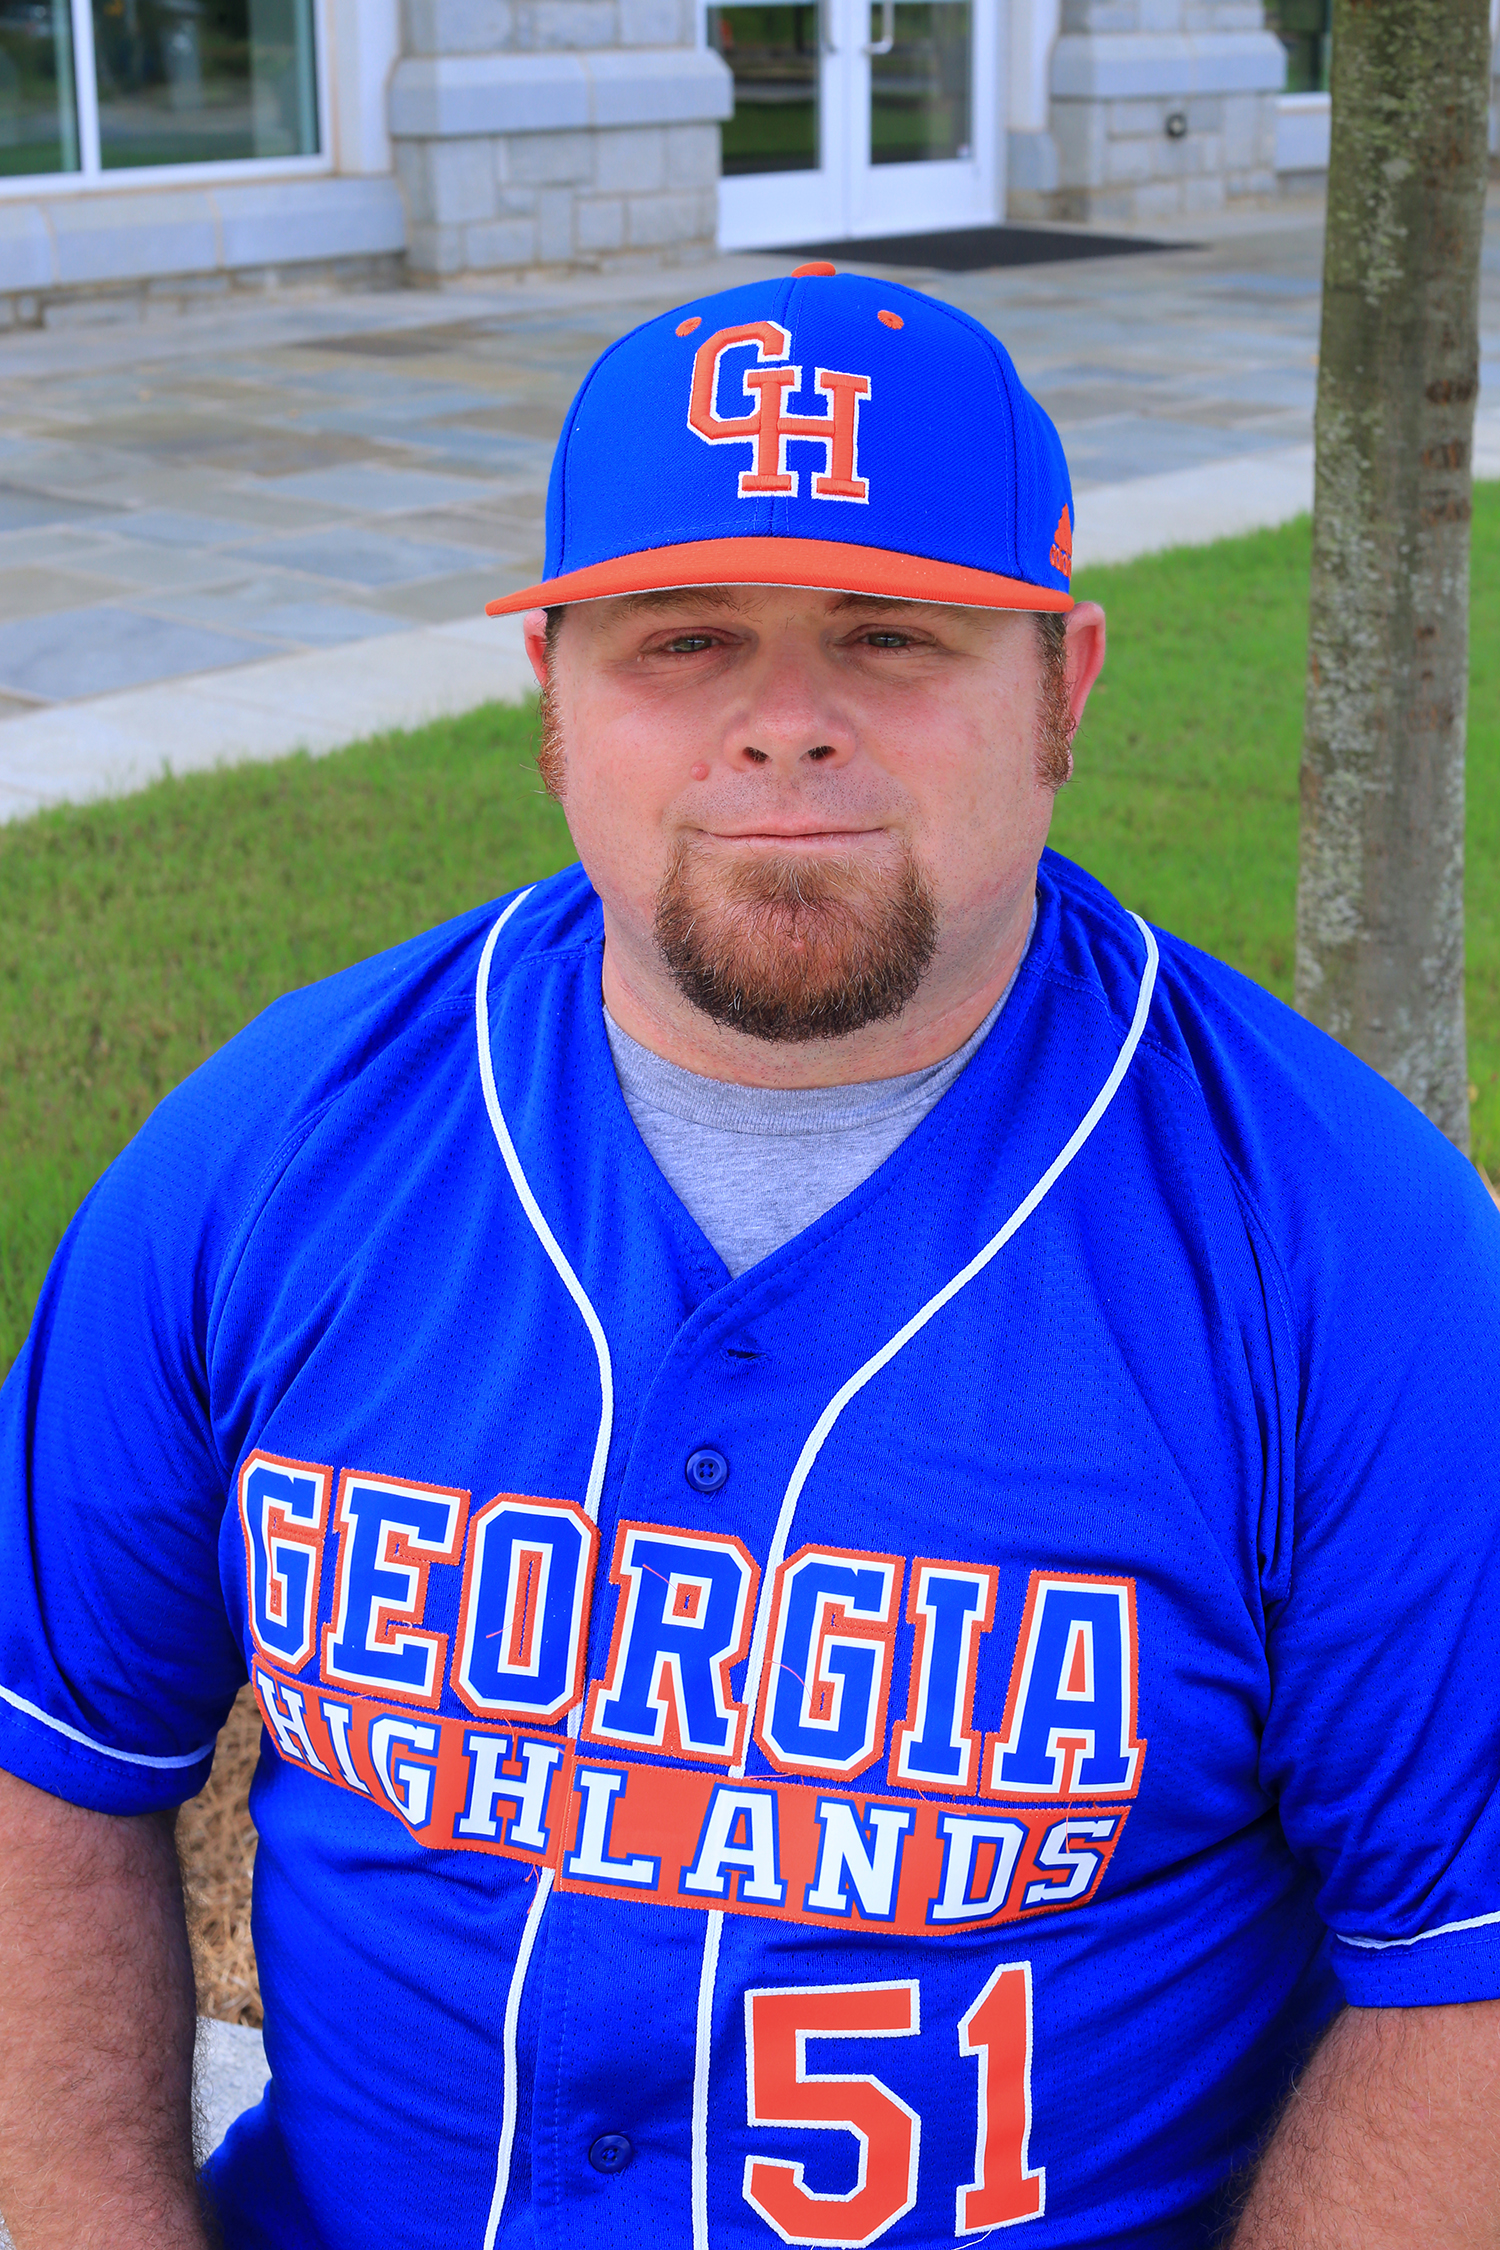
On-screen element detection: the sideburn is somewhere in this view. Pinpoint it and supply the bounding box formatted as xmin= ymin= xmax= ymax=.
xmin=1036 ymin=613 xmax=1075 ymax=791
xmin=536 ymin=678 xmax=566 ymax=801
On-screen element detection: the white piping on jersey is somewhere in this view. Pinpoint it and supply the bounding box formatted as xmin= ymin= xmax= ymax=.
xmin=474 ymin=898 xmax=1159 ymax=2249
xmin=483 ymin=1865 xmax=556 ymax=2250
xmin=691 ymin=1908 xmax=726 ymax=2250
xmin=690 ymin=911 xmax=1160 ymax=2250
xmin=476 ymin=889 xmax=616 ymax=1526
xmin=1336 ymin=1905 xmax=1500 ymax=1950
xmin=0 ymin=1680 xmax=216 ymax=1770
xmin=475 ymin=894 xmax=620 ymax=2245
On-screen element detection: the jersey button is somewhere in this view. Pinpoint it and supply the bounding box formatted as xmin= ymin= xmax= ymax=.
xmin=685 ymin=1447 xmax=729 ymax=1493
xmin=588 ymin=2133 xmax=635 ymax=2174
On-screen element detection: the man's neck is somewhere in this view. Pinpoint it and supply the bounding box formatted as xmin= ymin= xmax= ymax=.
xmin=598 ymin=892 xmax=1037 ymax=1090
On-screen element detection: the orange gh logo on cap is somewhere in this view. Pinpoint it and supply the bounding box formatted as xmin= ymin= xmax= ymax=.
xmin=687 ymin=322 xmax=872 ymax=505
xmin=1050 ymin=505 xmax=1073 ymax=580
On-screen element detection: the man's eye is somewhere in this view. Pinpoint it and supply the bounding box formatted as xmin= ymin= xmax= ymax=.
xmin=661 ymin=633 xmax=718 ymax=653
xmin=862 ymin=631 xmax=914 ymax=648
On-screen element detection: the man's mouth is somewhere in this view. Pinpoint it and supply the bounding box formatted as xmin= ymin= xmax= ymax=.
xmin=694 ymin=825 xmax=890 ymax=850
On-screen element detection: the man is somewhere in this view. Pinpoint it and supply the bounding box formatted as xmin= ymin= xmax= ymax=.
xmin=1 ymin=266 xmax=1498 ymax=2250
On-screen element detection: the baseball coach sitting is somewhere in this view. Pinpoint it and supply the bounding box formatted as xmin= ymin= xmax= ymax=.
xmin=2 ymin=267 xmax=1499 ymax=2250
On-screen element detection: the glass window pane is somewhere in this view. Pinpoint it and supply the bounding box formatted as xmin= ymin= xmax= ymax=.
xmin=92 ymin=0 xmax=319 ymax=170
xmin=1264 ymin=0 xmax=1331 ymax=93
xmin=870 ymin=0 xmax=970 ymax=166
xmin=0 ymin=0 xmax=80 ymax=175
xmin=711 ymin=2 xmax=819 ymax=177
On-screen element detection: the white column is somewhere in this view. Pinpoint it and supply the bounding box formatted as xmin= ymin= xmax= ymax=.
xmin=1008 ymin=0 xmax=1059 ymax=133
xmin=326 ymin=0 xmax=400 ymax=174
xmin=1004 ymin=0 xmax=1059 ymax=211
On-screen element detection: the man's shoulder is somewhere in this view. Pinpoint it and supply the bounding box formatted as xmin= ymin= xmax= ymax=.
xmin=102 ymin=864 xmax=601 ymax=1246
xmin=191 ymin=862 xmax=594 ymax=1099
xmin=1038 ymin=848 xmax=1497 ymax=1280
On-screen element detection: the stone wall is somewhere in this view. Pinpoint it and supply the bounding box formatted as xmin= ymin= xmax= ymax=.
xmin=388 ymin=0 xmax=732 ymax=277
xmin=1012 ymin=0 xmax=1286 ymax=226
xmin=0 ymin=178 xmax=407 ymax=331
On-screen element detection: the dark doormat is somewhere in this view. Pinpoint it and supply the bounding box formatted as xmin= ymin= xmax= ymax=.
xmin=754 ymin=224 xmax=1190 ymax=272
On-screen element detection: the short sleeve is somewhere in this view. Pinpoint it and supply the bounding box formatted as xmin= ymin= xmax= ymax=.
xmin=1258 ymin=1158 xmax=1500 ymax=2007
xmin=0 ymin=892 xmax=531 ymax=1820
xmin=0 ymin=1089 xmax=251 ymax=1815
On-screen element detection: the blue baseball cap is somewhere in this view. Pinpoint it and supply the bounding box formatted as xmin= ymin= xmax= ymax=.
xmin=486 ymin=264 xmax=1074 ymax=617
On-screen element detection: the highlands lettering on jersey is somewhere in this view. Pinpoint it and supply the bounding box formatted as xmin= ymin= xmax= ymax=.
xmin=241 ymin=1472 xmax=1145 ymax=1934
xmin=252 ymin=1660 xmax=1130 ymax=1937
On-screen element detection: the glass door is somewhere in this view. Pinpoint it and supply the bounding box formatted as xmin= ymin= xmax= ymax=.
xmin=713 ymin=0 xmax=847 ymax=251
xmin=714 ymin=0 xmax=997 ymax=250
xmin=850 ymin=0 xmax=996 ymax=235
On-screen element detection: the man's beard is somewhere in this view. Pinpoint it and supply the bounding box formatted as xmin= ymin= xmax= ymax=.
xmin=653 ymin=839 xmax=940 ymax=1042
xmin=537 ymin=649 xmax=1068 ymax=1042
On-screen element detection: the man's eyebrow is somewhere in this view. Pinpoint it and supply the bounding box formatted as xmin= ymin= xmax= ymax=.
xmin=611 ymin=587 xmax=741 ymax=618
xmin=825 ymin=593 xmax=934 ymax=616
xmin=608 ymin=587 xmax=942 ymax=622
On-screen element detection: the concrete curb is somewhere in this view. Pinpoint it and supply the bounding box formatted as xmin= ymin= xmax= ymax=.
xmin=0 ymin=613 xmax=535 ymax=822
xmin=193 ymin=2016 xmax=271 ymax=2166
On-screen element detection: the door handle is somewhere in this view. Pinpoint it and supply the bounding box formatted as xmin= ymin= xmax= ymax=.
xmin=864 ymin=0 xmax=894 ymax=53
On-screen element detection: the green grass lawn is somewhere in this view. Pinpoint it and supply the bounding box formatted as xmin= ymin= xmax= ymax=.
xmin=2 ymin=489 xmax=1497 ymax=1376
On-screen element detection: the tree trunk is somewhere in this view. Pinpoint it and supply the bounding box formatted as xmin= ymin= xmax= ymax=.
xmin=1296 ymin=0 xmax=1492 ymax=1152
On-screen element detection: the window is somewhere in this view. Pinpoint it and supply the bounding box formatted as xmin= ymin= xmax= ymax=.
xmin=711 ymin=4 xmax=821 ymax=178
xmin=868 ymin=1 xmax=971 ymax=166
xmin=0 ymin=2 xmax=81 ymax=175
xmin=0 ymin=0 xmax=318 ymax=180
xmin=1265 ymin=0 xmax=1331 ymax=95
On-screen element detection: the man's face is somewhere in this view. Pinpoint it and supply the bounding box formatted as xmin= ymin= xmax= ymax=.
xmin=526 ymin=585 xmax=1104 ymax=1064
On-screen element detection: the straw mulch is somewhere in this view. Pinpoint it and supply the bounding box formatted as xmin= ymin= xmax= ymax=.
xmin=178 ymin=1683 xmax=263 ymax=2027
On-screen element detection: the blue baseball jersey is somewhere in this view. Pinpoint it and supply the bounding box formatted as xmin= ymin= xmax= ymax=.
xmin=4 ymin=850 xmax=1500 ymax=2250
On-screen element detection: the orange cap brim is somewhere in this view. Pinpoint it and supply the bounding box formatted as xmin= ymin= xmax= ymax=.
xmin=485 ymin=535 xmax=1072 ymax=616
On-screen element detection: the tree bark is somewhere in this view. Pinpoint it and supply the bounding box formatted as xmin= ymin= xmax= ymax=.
xmin=1296 ymin=0 xmax=1492 ymax=1151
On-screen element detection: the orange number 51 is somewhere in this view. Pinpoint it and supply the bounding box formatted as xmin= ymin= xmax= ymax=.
xmin=743 ymin=1962 xmax=1044 ymax=2245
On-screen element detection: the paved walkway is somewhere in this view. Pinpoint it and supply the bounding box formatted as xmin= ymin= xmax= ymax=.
xmin=0 ymin=196 xmax=1497 ymax=821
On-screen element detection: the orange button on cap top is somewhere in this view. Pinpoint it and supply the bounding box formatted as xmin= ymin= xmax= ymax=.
xmin=791 ymin=261 xmax=837 ymax=277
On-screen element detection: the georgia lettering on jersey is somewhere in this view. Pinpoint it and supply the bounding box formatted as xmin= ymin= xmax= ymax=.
xmin=240 ymin=1449 xmax=1143 ymax=1939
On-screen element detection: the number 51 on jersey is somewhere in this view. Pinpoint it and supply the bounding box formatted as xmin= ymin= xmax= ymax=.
xmin=743 ymin=1961 xmax=1043 ymax=2244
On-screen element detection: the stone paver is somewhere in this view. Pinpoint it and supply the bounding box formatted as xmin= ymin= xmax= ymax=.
xmin=0 ymin=194 xmax=1496 ymax=818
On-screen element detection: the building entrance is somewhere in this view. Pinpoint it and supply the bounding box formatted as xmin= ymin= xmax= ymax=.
xmin=711 ymin=0 xmax=999 ymax=251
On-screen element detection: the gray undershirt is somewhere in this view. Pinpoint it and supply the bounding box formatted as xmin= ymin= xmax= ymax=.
xmin=605 ymin=915 xmax=1032 ymax=1278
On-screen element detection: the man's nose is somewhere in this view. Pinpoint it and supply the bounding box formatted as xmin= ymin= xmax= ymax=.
xmin=726 ymin=644 xmax=854 ymax=770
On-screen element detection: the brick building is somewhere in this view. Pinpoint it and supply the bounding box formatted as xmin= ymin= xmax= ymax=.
xmin=0 ymin=0 xmax=1485 ymax=321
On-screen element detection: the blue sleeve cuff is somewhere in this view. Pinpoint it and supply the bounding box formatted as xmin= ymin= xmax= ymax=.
xmin=1331 ymin=1912 xmax=1500 ymax=2007
xmin=0 ymin=1682 xmax=217 ymax=1817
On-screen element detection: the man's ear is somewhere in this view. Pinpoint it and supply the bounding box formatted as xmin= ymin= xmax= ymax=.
xmin=522 ymin=608 xmax=550 ymax=690
xmin=1064 ymin=602 xmax=1107 ymax=733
